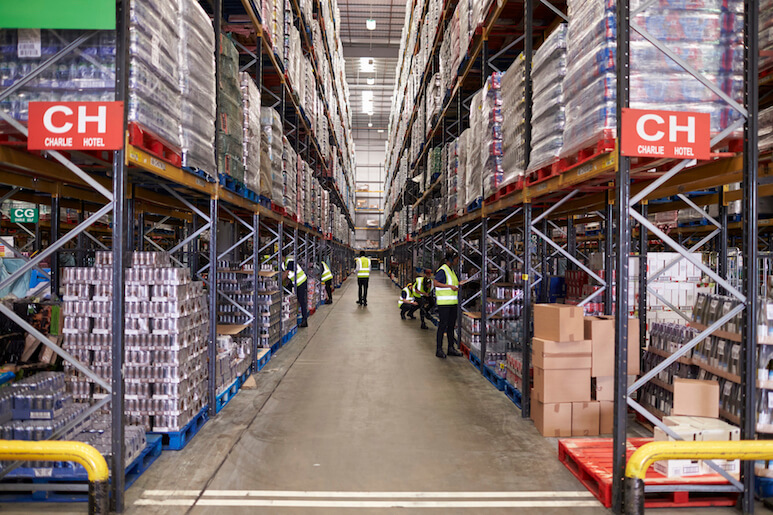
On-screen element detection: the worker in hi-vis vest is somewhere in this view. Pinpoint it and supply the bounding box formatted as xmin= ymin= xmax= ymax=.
xmin=355 ymin=251 xmax=371 ymax=306
xmin=321 ymin=259 xmax=334 ymax=304
xmin=433 ymin=251 xmax=463 ymax=359
xmin=282 ymin=255 xmax=308 ymax=328
xmin=413 ymin=268 xmax=434 ymax=330
xmin=399 ymin=283 xmax=419 ymax=320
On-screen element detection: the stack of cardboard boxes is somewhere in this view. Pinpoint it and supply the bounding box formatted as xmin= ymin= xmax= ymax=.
xmin=653 ymin=378 xmax=740 ymax=478
xmin=531 ymin=304 xmax=640 ymax=437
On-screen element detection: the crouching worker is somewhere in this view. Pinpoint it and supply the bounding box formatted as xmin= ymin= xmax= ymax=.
xmin=399 ymin=283 xmax=419 ymax=320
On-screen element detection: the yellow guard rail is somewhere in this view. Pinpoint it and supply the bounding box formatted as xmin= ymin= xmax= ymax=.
xmin=0 ymin=440 xmax=109 ymax=514
xmin=625 ymin=440 xmax=773 ymax=514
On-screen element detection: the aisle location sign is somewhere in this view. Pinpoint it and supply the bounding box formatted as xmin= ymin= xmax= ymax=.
xmin=621 ymin=108 xmax=711 ymax=161
xmin=27 ymin=102 xmax=124 ymax=151
xmin=10 ymin=208 xmax=38 ymax=224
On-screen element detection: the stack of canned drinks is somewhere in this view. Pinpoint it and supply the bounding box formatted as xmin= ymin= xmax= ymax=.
xmin=282 ymin=292 xmax=299 ymax=333
xmin=61 ymin=251 xmax=209 ymax=432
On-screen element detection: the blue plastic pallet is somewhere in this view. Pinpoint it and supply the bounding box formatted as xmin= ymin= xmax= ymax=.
xmin=482 ymin=365 xmax=506 ymax=391
xmin=467 ymin=197 xmax=483 ymax=213
xmin=271 ymin=340 xmax=281 ymax=355
xmin=0 ymin=435 xmax=162 ymax=503
xmin=503 ymin=380 xmax=522 ymax=409
xmin=469 ymin=352 xmax=482 ymax=371
xmin=256 ymin=349 xmax=272 ymax=371
xmin=281 ymin=326 xmax=298 ymax=345
xmin=215 ymin=370 xmax=250 ymax=414
xmin=756 ymin=476 xmax=773 ymax=498
xmin=183 ymin=166 xmax=216 ymax=182
xmin=149 ymin=406 xmax=208 ymax=451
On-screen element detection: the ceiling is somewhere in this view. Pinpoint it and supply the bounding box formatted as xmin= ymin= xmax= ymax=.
xmin=339 ymin=0 xmax=405 ymax=135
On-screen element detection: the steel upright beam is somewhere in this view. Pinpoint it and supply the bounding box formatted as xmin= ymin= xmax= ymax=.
xmin=540 ymin=219 xmax=548 ymax=302
xmin=457 ymin=224 xmax=463 ymax=346
xmin=742 ymin=0 xmax=759 ymax=509
xmin=718 ymin=187 xmax=729 ymax=295
xmin=604 ymin=190 xmax=614 ymax=315
xmin=126 ymin=189 xmax=134 ymax=251
xmin=522 ymin=203 xmax=532 ymax=419
xmin=111 ymin=0 xmax=130 ymax=508
xmin=77 ymin=203 xmax=86 ymax=266
xmin=638 ymin=203 xmax=648 ymax=352
xmin=34 ymin=203 xmax=41 ymax=253
xmin=208 ymin=197 xmax=219 ymax=419
xmin=481 ymin=217 xmax=488 ymax=372
xmin=50 ymin=194 xmax=60 ymax=298
xmin=278 ymin=222 xmax=284 ymax=338
xmin=567 ymin=216 xmax=576 ymax=271
xmin=252 ymin=212 xmax=260 ymax=372
xmin=612 ymin=0 xmax=631 ymax=508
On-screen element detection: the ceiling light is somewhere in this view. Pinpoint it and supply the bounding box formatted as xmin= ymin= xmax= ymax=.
xmin=367 ymin=77 xmax=375 ymax=85
xmin=377 ymin=129 xmax=384 ymax=133
xmin=368 ymin=122 xmax=373 ymax=127
xmin=366 ymin=19 xmax=376 ymax=30
xmin=359 ymin=57 xmax=375 ymax=73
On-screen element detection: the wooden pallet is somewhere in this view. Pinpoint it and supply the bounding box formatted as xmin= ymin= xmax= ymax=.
xmin=558 ymin=438 xmax=739 ymax=509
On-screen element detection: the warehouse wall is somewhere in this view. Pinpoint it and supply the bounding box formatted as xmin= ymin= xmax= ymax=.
xmin=353 ymin=129 xmax=386 ymax=249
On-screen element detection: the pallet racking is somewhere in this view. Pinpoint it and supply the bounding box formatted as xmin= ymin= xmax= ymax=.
xmin=381 ymin=0 xmax=767 ymax=511
xmin=0 ymin=0 xmax=356 ymax=508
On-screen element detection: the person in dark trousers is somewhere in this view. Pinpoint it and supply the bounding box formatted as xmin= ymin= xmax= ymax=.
xmin=433 ymin=251 xmax=463 ymax=358
xmin=413 ymin=268 xmax=434 ymax=330
xmin=321 ymin=259 xmax=334 ymax=304
xmin=355 ymin=251 xmax=371 ymax=306
xmin=399 ymin=283 xmax=419 ymax=320
xmin=282 ymin=256 xmax=308 ymax=327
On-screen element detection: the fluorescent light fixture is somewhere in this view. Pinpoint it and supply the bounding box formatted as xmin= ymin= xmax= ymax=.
xmin=359 ymin=57 xmax=375 ymax=73
xmin=377 ymin=129 xmax=384 ymax=133
xmin=366 ymin=18 xmax=376 ymax=30
xmin=366 ymin=77 xmax=375 ymax=85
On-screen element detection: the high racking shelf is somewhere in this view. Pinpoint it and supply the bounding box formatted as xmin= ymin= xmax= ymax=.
xmin=381 ymin=0 xmax=765 ymax=512
xmin=0 ymin=0 xmax=355 ymax=509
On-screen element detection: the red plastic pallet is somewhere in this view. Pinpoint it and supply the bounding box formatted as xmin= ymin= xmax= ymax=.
xmin=525 ymin=160 xmax=561 ymax=187
xmin=559 ymin=132 xmax=616 ymax=172
xmin=127 ymin=122 xmax=182 ymax=167
xmin=460 ymin=341 xmax=470 ymax=359
xmin=558 ymin=438 xmax=739 ymax=509
xmin=484 ymin=178 xmax=524 ymax=204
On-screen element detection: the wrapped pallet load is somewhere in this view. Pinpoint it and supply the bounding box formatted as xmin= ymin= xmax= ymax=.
xmin=218 ymin=34 xmax=244 ymax=182
xmin=179 ymin=0 xmax=216 ymax=175
xmin=260 ymin=107 xmax=284 ymax=204
xmin=500 ymin=54 xmax=527 ymax=187
xmin=528 ymin=23 xmax=567 ymax=172
xmin=241 ymin=72 xmax=261 ymax=194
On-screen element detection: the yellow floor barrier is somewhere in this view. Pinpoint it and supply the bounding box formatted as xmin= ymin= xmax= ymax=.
xmin=0 ymin=440 xmax=109 ymax=514
xmin=625 ymin=440 xmax=773 ymax=514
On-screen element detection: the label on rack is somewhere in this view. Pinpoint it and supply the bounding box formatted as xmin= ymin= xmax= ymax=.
xmin=621 ymin=108 xmax=711 ymax=160
xmin=28 ymin=101 xmax=124 ymax=150
xmin=17 ymin=29 xmax=40 ymax=58
xmin=34 ymin=468 xmax=53 ymax=478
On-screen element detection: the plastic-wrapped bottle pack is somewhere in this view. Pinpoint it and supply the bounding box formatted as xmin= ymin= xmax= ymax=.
xmin=481 ymin=72 xmax=505 ymax=199
xmin=61 ymin=251 xmax=209 ymax=433
xmin=241 ymin=72 xmax=261 ymax=193
xmin=261 ymin=107 xmax=285 ymax=203
xmin=500 ymin=54 xmax=526 ymax=186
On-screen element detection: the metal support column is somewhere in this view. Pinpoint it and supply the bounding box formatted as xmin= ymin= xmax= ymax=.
xmin=741 ymin=0 xmax=759 ymax=509
xmin=718 ymin=187 xmax=729 ymax=295
xmin=522 ymin=203 xmax=532 ymax=419
xmin=137 ymin=210 xmax=145 ymax=252
xmin=252 ymin=212 xmax=260 ymax=372
xmin=34 ymin=203 xmax=41 ymax=253
xmin=208 ymin=197 xmax=219 ymax=419
xmin=612 ymin=0 xmax=631 ymax=507
xmin=540 ymin=219 xmax=548 ymax=302
xmin=457 ymin=224 xmax=463 ymax=347
xmin=480 ymin=217 xmax=488 ymax=370
xmin=50 ymin=194 xmax=60 ymax=298
xmin=126 ymin=188 xmax=134 ymax=251
xmin=567 ymin=216 xmax=576 ymax=271
xmin=638 ymin=203 xmax=648 ymax=352
xmin=604 ymin=190 xmax=614 ymax=315
xmin=278 ymin=222 xmax=284 ymax=338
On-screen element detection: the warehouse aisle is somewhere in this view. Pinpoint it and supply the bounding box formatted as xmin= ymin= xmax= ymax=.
xmin=3 ymin=273 xmax=733 ymax=515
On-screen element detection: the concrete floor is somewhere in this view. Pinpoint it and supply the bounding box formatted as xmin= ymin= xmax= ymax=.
xmin=0 ymin=273 xmax=745 ymax=514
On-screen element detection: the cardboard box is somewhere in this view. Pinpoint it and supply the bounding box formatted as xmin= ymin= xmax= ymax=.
xmin=663 ymin=416 xmax=740 ymax=476
xmin=589 ymin=316 xmax=641 ymax=375
xmin=652 ymin=426 xmax=703 ymax=477
xmin=585 ymin=316 xmax=615 ymax=376
xmin=533 ymin=400 xmax=572 ymax=437
xmin=534 ymin=304 xmax=585 ymax=342
xmin=572 ymin=401 xmax=600 ymax=436
xmin=593 ymin=376 xmax=614 ymax=401
xmin=533 ymin=366 xmax=591 ymax=403
xmin=599 ymin=401 xmax=614 ymax=434
xmin=673 ymin=379 xmax=719 ymax=418
xmin=532 ymin=338 xmax=591 ymax=369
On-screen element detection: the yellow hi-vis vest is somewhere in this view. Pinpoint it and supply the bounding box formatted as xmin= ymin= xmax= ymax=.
xmin=398 ymin=285 xmax=414 ymax=306
xmin=283 ymin=257 xmax=307 ymax=286
xmin=435 ymin=264 xmax=459 ymax=305
xmin=321 ymin=261 xmax=333 ymax=282
xmin=413 ymin=276 xmax=431 ymax=298
xmin=356 ymin=256 xmax=371 ymax=278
